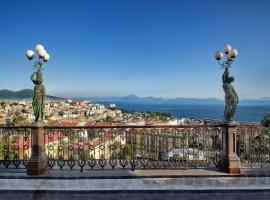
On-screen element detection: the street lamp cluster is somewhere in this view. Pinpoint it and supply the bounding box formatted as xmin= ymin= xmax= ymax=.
xmin=26 ymin=44 xmax=50 ymax=69
xmin=215 ymin=44 xmax=238 ymax=69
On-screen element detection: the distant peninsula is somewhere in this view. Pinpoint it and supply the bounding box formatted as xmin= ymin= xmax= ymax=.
xmin=91 ymin=94 xmax=270 ymax=106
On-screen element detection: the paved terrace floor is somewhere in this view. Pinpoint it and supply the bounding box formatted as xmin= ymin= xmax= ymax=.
xmin=0 ymin=168 xmax=270 ymax=200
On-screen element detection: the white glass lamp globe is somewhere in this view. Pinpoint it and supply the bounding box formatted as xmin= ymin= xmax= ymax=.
xmin=35 ymin=44 xmax=44 ymax=53
xmin=43 ymin=53 xmax=50 ymax=62
xmin=229 ymin=49 xmax=238 ymax=58
xmin=26 ymin=50 xmax=35 ymax=60
xmin=227 ymin=54 xmax=233 ymax=62
xmin=215 ymin=52 xmax=223 ymax=60
xmin=38 ymin=49 xmax=47 ymax=58
xmin=224 ymin=44 xmax=232 ymax=54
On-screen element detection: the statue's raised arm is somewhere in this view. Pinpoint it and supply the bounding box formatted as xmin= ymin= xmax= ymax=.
xmin=222 ymin=68 xmax=229 ymax=83
xmin=30 ymin=72 xmax=38 ymax=85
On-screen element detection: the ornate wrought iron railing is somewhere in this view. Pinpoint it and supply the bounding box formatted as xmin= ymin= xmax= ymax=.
xmin=2 ymin=123 xmax=270 ymax=173
xmin=236 ymin=124 xmax=270 ymax=168
xmin=44 ymin=125 xmax=224 ymax=171
xmin=0 ymin=127 xmax=32 ymax=169
xmin=0 ymin=125 xmax=224 ymax=171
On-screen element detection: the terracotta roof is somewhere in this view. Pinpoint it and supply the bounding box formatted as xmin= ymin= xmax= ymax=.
xmin=112 ymin=122 xmax=126 ymax=126
xmin=84 ymin=121 xmax=95 ymax=126
xmin=94 ymin=121 xmax=112 ymax=126
xmin=52 ymin=119 xmax=81 ymax=127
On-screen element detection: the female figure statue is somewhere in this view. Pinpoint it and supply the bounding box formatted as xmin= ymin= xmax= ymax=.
xmin=222 ymin=68 xmax=238 ymax=121
xmin=31 ymin=69 xmax=45 ymax=123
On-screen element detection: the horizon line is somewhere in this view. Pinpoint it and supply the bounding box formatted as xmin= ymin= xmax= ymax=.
xmin=1 ymin=88 xmax=270 ymax=101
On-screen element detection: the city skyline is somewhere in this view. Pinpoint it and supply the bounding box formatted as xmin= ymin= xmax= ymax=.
xmin=0 ymin=0 xmax=270 ymax=99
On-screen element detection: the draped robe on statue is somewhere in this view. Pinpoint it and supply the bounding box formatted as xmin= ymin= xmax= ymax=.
xmin=31 ymin=70 xmax=45 ymax=123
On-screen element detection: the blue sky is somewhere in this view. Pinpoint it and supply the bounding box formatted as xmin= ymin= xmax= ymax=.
xmin=0 ymin=0 xmax=269 ymax=99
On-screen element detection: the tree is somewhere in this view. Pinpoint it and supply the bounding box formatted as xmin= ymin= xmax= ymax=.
xmin=120 ymin=145 xmax=132 ymax=160
xmin=105 ymin=116 xmax=113 ymax=122
xmin=261 ymin=113 xmax=270 ymax=128
xmin=0 ymin=139 xmax=4 ymax=160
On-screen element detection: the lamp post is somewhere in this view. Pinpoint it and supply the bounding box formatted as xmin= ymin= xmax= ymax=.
xmin=215 ymin=44 xmax=241 ymax=174
xmin=215 ymin=44 xmax=239 ymax=122
xmin=25 ymin=44 xmax=50 ymax=175
xmin=26 ymin=44 xmax=50 ymax=123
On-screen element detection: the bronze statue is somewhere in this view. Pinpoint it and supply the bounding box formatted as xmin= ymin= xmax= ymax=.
xmin=31 ymin=68 xmax=45 ymax=123
xmin=222 ymin=68 xmax=238 ymax=121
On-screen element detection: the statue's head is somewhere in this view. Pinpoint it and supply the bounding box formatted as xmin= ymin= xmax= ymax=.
xmin=227 ymin=76 xmax=235 ymax=83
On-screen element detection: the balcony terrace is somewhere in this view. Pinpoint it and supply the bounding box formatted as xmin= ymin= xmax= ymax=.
xmin=1 ymin=123 xmax=270 ymax=199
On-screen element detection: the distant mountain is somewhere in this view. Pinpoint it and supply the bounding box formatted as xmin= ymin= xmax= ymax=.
xmin=91 ymin=95 xmax=224 ymax=105
xmin=260 ymin=97 xmax=270 ymax=101
xmin=0 ymin=89 xmax=63 ymax=100
xmin=3 ymin=90 xmax=269 ymax=105
xmin=92 ymin=95 xmax=270 ymax=105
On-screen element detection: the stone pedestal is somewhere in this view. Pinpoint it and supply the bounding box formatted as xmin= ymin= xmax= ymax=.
xmin=221 ymin=121 xmax=241 ymax=174
xmin=225 ymin=153 xmax=241 ymax=174
xmin=27 ymin=123 xmax=48 ymax=176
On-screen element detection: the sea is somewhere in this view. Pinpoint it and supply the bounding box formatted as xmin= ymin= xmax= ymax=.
xmin=95 ymin=101 xmax=270 ymax=123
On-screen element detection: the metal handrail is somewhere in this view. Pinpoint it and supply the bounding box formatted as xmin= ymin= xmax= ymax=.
xmin=0 ymin=124 xmax=227 ymax=129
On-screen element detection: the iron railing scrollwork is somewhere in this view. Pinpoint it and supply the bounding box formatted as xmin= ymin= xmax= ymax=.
xmin=236 ymin=125 xmax=270 ymax=168
xmin=2 ymin=124 xmax=269 ymax=171
xmin=0 ymin=127 xmax=31 ymax=169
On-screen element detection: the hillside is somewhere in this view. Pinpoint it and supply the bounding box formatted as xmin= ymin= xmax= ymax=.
xmin=0 ymin=89 xmax=63 ymax=100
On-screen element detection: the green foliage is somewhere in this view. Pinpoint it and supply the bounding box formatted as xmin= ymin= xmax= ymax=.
xmin=0 ymin=137 xmax=16 ymax=160
xmin=79 ymin=151 xmax=90 ymax=160
xmin=120 ymin=144 xmax=132 ymax=160
xmin=142 ymin=111 xmax=173 ymax=120
xmin=261 ymin=113 xmax=270 ymax=128
xmin=105 ymin=116 xmax=113 ymax=122
xmin=0 ymin=102 xmax=6 ymax=109
xmin=113 ymin=141 xmax=121 ymax=152
xmin=0 ymin=139 xmax=4 ymax=160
